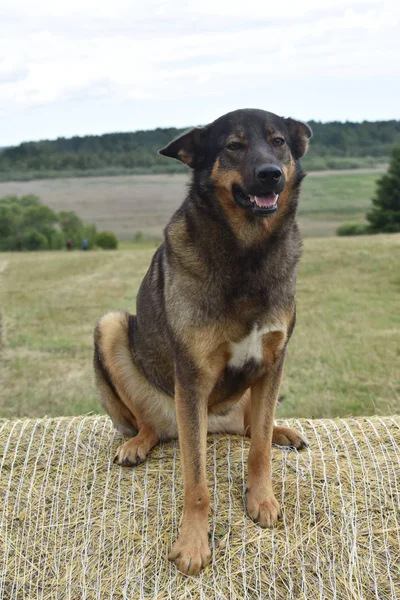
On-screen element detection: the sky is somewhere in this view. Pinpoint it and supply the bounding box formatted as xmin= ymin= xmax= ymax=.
xmin=1 ymin=0 xmax=399 ymax=146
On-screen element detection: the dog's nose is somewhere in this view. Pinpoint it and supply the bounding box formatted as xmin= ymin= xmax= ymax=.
xmin=255 ymin=165 xmax=282 ymax=184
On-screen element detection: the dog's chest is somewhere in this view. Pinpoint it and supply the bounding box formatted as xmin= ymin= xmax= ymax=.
xmin=228 ymin=322 xmax=283 ymax=369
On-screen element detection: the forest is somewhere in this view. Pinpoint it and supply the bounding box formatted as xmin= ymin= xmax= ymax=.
xmin=1 ymin=120 xmax=399 ymax=179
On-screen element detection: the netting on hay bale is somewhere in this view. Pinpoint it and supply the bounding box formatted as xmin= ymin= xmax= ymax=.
xmin=0 ymin=415 xmax=399 ymax=600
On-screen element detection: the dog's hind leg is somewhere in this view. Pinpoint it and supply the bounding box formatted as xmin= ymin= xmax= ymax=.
xmin=94 ymin=332 xmax=138 ymax=437
xmin=95 ymin=362 xmax=159 ymax=466
xmin=243 ymin=394 xmax=308 ymax=449
xmin=94 ymin=311 xmax=162 ymax=466
xmin=208 ymin=391 xmax=308 ymax=450
xmin=98 ymin=360 xmax=160 ymax=466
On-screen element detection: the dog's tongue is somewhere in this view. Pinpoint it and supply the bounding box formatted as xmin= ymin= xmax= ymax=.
xmin=253 ymin=193 xmax=277 ymax=207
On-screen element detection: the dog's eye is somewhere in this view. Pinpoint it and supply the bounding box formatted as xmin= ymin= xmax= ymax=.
xmin=272 ymin=137 xmax=285 ymax=147
xmin=226 ymin=141 xmax=243 ymax=151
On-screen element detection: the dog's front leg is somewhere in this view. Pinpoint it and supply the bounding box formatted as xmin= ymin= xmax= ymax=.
xmin=168 ymin=377 xmax=211 ymax=576
xmin=246 ymin=357 xmax=284 ymax=527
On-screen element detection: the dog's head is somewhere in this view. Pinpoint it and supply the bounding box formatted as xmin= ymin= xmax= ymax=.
xmin=159 ymin=108 xmax=312 ymax=219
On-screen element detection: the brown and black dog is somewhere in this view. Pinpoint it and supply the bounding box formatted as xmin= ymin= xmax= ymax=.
xmin=94 ymin=108 xmax=312 ymax=575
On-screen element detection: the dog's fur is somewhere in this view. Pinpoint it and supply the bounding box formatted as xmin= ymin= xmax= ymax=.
xmin=94 ymin=109 xmax=312 ymax=575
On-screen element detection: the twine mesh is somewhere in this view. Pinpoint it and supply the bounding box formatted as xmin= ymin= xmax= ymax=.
xmin=0 ymin=415 xmax=399 ymax=599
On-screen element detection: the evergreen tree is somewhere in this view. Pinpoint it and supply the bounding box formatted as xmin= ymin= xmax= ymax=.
xmin=367 ymin=147 xmax=400 ymax=233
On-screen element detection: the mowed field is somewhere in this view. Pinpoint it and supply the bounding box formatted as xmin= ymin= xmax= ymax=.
xmin=0 ymin=168 xmax=384 ymax=239
xmin=0 ymin=234 xmax=399 ymax=420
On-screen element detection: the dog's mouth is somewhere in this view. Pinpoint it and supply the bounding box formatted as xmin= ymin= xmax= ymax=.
xmin=232 ymin=185 xmax=279 ymax=217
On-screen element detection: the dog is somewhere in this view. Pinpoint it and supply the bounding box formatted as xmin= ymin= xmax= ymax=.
xmin=94 ymin=108 xmax=311 ymax=576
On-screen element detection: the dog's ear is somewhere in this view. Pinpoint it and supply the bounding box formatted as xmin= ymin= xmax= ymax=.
xmin=159 ymin=127 xmax=207 ymax=168
xmin=284 ymin=118 xmax=312 ymax=159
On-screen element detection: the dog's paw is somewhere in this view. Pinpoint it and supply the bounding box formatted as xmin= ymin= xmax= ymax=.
xmin=246 ymin=487 xmax=281 ymax=528
xmin=113 ymin=439 xmax=148 ymax=467
xmin=169 ymin=528 xmax=211 ymax=576
xmin=113 ymin=427 xmax=159 ymax=467
xmin=272 ymin=426 xmax=309 ymax=450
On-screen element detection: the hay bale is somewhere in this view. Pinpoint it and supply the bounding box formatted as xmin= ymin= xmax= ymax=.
xmin=0 ymin=415 xmax=399 ymax=599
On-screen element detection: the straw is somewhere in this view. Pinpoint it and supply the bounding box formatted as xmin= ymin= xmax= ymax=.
xmin=0 ymin=415 xmax=399 ymax=599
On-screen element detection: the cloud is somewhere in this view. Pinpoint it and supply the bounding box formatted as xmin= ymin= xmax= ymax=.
xmin=0 ymin=0 xmax=399 ymax=143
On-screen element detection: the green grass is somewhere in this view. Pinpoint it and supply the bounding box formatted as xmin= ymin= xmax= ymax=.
xmin=298 ymin=171 xmax=380 ymax=237
xmin=1 ymin=234 xmax=399 ymax=420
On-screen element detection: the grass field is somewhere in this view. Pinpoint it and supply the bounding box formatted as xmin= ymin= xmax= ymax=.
xmin=0 ymin=168 xmax=384 ymax=239
xmin=1 ymin=234 xmax=399 ymax=420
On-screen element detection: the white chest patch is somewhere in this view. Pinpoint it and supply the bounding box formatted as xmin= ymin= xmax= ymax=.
xmin=228 ymin=323 xmax=283 ymax=369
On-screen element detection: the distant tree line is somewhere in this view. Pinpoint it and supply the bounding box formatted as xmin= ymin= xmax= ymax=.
xmin=0 ymin=120 xmax=399 ymax=179
xmin=0 ymin=195 xmax=118 ymax=251
xmin=307 ymin=120 xmax=400 ymax=158
xmin=0 ymin=128 xmax=185 ymax=176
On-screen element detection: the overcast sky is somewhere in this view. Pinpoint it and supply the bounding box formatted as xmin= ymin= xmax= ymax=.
xmin=1 ymin=0 xmax=399 ymax=146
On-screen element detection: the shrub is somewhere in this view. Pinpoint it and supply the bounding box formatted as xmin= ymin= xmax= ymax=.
xmin=0 ymin=195 xmax=101 ymax=251
xmin=58 ymin=211 xmax=85 ymax=248
xmin=96 ymin=231 xmax=118 ymax=250
xmin=22 ymin=230 xmax=49 ymax=250
xmin=82 ymin=224 xmax=98 ymax=249
xmin=133 ymin=231 xmax=144 ymax=243
xmin=336 ymin=223 xmax=370 ymax=236
xmin=49 ymin=230 xmax=65 ymax=250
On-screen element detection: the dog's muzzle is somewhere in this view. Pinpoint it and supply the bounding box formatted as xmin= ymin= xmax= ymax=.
xmin=232 ymin=185 xmax=279 ymax=217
